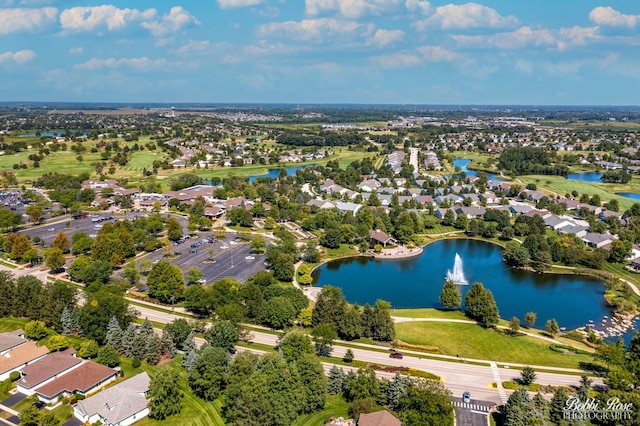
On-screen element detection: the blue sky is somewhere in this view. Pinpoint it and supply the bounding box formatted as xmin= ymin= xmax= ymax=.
xmin=1 ymin=0 xmax=639 ymax=105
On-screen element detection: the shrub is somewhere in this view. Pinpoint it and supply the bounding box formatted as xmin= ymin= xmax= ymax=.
xmin=9 ymin=371 xmax=20 ymax=382
xmin=131 ymin=358 xmax=142 ymax=368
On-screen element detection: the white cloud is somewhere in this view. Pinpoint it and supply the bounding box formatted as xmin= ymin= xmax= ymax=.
xmin=370 ymin=52 xmax=421 ymax=69
xmin=423 ymin=2 xmax=518 ymax=30
xmin=305 ymin=0 xmax=403 ymax=19
xmin=515 ymin=59 xmax=533 ymax=74
xmin=370 ymin=29 xmax=404 ymax=47
xmin=589 ymin=6 xmax=639 ymax=28
xmin=174 ymin=40 xmax=212 ymax=56
xmin=0 ymin=49 xmax=36 ymax=64
xmin=0 ymin=7 xmax=57 ymax=34
xmin=453 ymin=25 xmax=599 ymax=50
xmin=258 ymin=18 xmax=374 ymax=42
xmin=141 ymin=6 xmax=199 ymax=37
xmin=68 ymin=47 xmax=84 ymax=56
xmin=416 ymin=45 xmax=459 ymax=61
xmin=405 ymin=0 xmax=431 ymax=15
xmin=75 ymin=56 xmax=167 ymax=71
xmin=59 ymin=5 xmax=156 ymax=32
xmin=217 ymin=0 xmax=263 ymax=9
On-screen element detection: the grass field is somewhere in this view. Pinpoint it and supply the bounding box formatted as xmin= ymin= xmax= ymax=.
xmin=395 ymin=321 xmax=594 ymax=369
xmin=292 ymin=394 xmax=350 ymax=426
xmin=517 ymin=174 xmax=638 ymax=210
xmin=392 ymin=308 xmax=468 ymax=320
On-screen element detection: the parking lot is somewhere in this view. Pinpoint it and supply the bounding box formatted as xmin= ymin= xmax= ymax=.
xmin=140 ymin=234 xmax=268 ymax=284
xmin=19 ymin=213 xmax=189 ymax=247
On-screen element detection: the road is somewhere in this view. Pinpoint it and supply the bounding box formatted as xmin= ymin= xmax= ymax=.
xmin=132 ymin=304 xmax=599 ymax=405
xmin=409 ymin=147 xmax=419 ymax=172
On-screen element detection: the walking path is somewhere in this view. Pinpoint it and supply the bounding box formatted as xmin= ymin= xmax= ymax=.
xmin=490 ymin=362 xmax=508 ymax=404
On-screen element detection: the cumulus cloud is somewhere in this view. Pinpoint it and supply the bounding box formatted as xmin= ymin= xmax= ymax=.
xmin=416 ymin=45 xmax=459 ymax=61
xmin=68 ymin=47 xmax=84 ymax=56
xmin=370 ymin=29 xmax=404 ymax=47
xmin=589 ymin=6 xmax=639 ymax=28
xmin=370 ymin=52 xmax=421 ymax=69
xmin=0 ymin=7 xmax=57 ymax=34
xmin=258 ymin=18 xmax=373 ymax=42
xmin=405 ymin=0 xmax=431 ymax=15
xmin=217 ymin=0 xmax=263 ymax=9
xmin=60 ymin=5 xmax=156 ymax=32
xmin=75 ymin=56 xmax=167 ymax=71
xmin=305 ymin=0 xmax=403 ymax=19
xmin=0 ymin=49 xmax=36 ymax=64
xmin=421 ymin=2 xmax=518 ymax=30
xmin=141 ymin=6 xmax=199 ymax=37
xmin=453 ymin=25 xmax=599 ymax=50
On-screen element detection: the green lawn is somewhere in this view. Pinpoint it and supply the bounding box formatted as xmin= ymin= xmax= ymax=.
xmin=395 ymin=321 xmax=594 ymax=369
xmin=518 ymin=174 xmax=638 ymax=211
xmin=392 ymin=308 xmax=468 ymax=320
xmin=293 ymin=394 xmax=350 ymax=426
xmin=324 ymin=244 xmax=359 ymax=258
xmin=0 ymin=317 xmax=29 ymax=332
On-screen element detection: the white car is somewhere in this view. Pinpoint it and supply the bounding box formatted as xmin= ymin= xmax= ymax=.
xmin=220 ymin=245 xmax=229 ymax=250
xmin=89 ymin=234 xmax=97 ymax=238
xmin=229 ymin=240 xmax=238 ymax=245
xmin=245 ymin=256 xmax=255 ymax=260
xmin=48 ymin=228 xmax=55 ymax=231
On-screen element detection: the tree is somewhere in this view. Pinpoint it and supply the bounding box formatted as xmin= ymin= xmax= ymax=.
xmin=396 ymin=378 xmax=454 ymax=426
xmin=545 ymin=318 xmax=559 ymax=337
xmin=77 ymin=339 xmax=99 ymax=359
xmin=328 ymin=365 xmax=346 ymax=395
xmin=147 ymin=260 xmax=185 ymax=304
xmin=82 ymin=259 xmax=113 ymax=285
xmin=312 ymin=285 xmax=348 ymax=333
xmin=10 ymin=234 xmax=32 ymax=261
xmin=47 ymin=335 xmax=69 ymax=352
xmin=343 ymin=348 xmax=354 ymax=363
xmin=277 ymin=328 xmax=314 ymax=362
xmin=520 ymin=366 xmax=536 ymax=385
xmin=297 ymin=354 xmax=328 ymax=413
xmin=24 ymin=320 xmax=49 ymax=340
xmin=261 ymin=296 xmax=297 ymax=329
xmin=504 ymin=387 xmax=531 ymax=426
xmin=312 ymin=323 xmax=337 ymax=357
xmin=524 ymin=311 xmax=537 ymax=328
xmin=187 ymin=268 xmax=204 ymax=285
xmin=344 ymin=368 xmax=380 ymax=402
xmin=105 ymin=316 xmax=124 ymax=352
xmin=251 ymin=235 xmax=266 ymax=254
xmin=163 ymin=319 xmax=192 ymax=350
xmin=272 ymin=252 xmax=295 ymax=282
xmin=321 ymin=227 xmax=342 ymax=249
xmin=51 ymin=231 xmax=71 ymax=253
xmin=148 ymin=368 xmax=183 ymax=420
xmin=204 ymin=320 xmax=239 ymax=352
xmin=442 ymin=209 xmax=455 ymax=226
xmin=464 ymin=282 xmax=499 ymax=327
xmin=509 ymin=316 xmax=521 ymax=335
xmin=96 ymin=344 xmax=120 ymax=367
xmin=503 ymin=241 xmax=529 ymax=267
xmin=189 ymin=346 xmax=229 ymax=401
xmin=387 ymin=372 xmax=411 ymax=411
xmin=45 ymin=248 xmax=65 ymax=272
xmin=26 ymin=204 xmax=43 ymax=224
xmin=166 ymin=217 xmax=183 ymax=241
xmin=439 ymin=280 xmax=461 ymax=309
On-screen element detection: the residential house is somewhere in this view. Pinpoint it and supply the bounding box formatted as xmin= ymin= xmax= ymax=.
xmin=35 ymin=362 xmax=118 ymax=404
xmin=307 ymin=199 xmax=337 ymax=210
xmin=369 ymin=229 xmax=397 ymax=247
xmin=17 ymin=349 xmax=82 ymax=395
xmin=582 ymin=232 xmax=616 ymax=249
xmin=454 ymin=206 xmax=486 ymax=219
xmin=0 ymin=332 xmax=49 ymax=381
xmin=73 ymin=372 xmax=151 ymax=426
xmin=524 ymin=190 xmax=546 ymax=203
xmin=335 ymin=202 xmax=362 ymax=215
xmin=357 ymin=410 xmax=402 ymax=426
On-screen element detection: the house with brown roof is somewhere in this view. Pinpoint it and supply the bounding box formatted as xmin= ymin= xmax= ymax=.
xmin=35 ymin=362 xmax=118 ymax=404
xmin=369 ymin=229 xmax=397 ymax=247
xmin=0 ymin=339 xmax=49 ymax=381
xmin=0 ymin=329 xmax=26 ymax=354
xmin=357 ymin=410 xmax=402 ymax=426
xmin=16 ymin=349 xmax=82 ymax=395
xmin=73 ymin=372 xmax=151 ymax=426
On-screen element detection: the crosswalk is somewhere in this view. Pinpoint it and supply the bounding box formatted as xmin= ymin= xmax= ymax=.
xmin=490 ymin=362 xmax=508 ymax=403
xmin=453 ymin=401 xmax=491 ymax=412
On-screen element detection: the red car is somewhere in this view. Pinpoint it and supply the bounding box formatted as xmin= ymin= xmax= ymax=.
xmin=389 ymin=352 xmax=403 ymax=359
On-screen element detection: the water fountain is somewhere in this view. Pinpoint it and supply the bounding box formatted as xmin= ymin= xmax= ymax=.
xmin=445 ymin=253 xmax=468 ymax=285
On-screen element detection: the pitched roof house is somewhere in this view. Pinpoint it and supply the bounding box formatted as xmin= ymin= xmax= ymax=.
xmin=17 ymin=349 xmax=82 ymax=395
xmin=73 ymin=372 xmax=151 ymax=426
xmin=358 ymin=410 xmax=402 ymax=426
xmin=35 ymin=362 xmax=118 ymax=403
xmin=0 ymin=339 xmax=49 ymax=382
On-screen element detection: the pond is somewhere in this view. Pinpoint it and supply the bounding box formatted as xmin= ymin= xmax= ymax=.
xmin=566 ymin=171 xmax=603 ymax=182
xmin=248 ymin=164 xmax=318 ymax=183
xmin=616 ymin=192 xmax=640 ymax=201
xmin=452 ymin=159 xmax=502 ymax=181
xmin=312 ymin=238 xmax=611 ymax=331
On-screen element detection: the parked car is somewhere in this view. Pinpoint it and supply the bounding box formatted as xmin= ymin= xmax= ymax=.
xmin=463 ymin=391 xmax=471 ymax=404
xmin=32 ymin=401 xmax=45 ymax=410
xmin=245 ymin=256 xmax=255 ymax=260
xmin=389 ymin=352 xmax=403 ymax=359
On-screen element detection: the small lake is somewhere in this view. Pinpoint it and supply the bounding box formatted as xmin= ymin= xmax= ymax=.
xmin=20 ymin=132 xmax=59 ymax=137
xmin=566 ymin=171 xmax=603 ymax=182
xmin=248 ymin=164 xmax=318 ymax=183
xmin=312 ymin=239 xmax=610 ymax=331
xmin=452 ymin=159 xmax=502 ymax=181
xmin=616 ymin=192 xmax=640 ymax=201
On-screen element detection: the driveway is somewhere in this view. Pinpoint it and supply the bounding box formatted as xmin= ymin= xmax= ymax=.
xmin=0 ymin=392 xmax=26 ymax=408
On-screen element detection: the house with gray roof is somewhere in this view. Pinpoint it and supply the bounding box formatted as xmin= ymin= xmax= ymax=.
xmin=17 ymin=349 xmax=82 ymax=395
xmin=73 ymin=372 xmax=150 ymax=426
xmin=582 ymin=232 xmax=615 ymax=249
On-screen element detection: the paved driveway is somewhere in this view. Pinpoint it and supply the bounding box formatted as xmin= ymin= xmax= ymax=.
xmin=0 ymin=392 xmax=26 ymax=408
